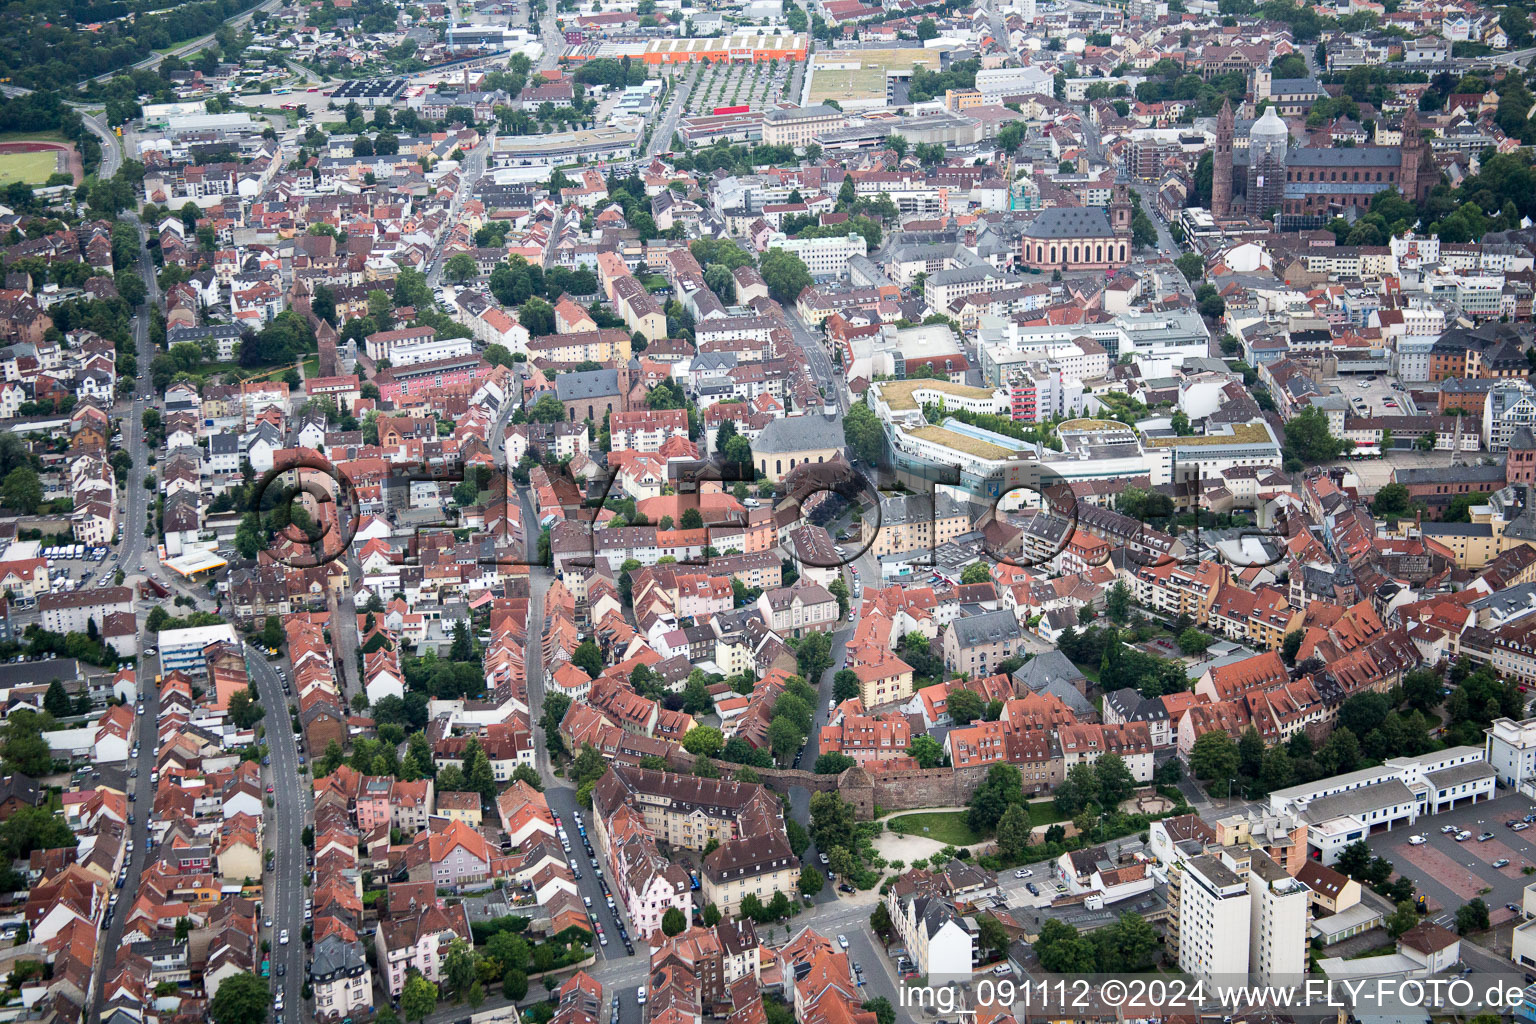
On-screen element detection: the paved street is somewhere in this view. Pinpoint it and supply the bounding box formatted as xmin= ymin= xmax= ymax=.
xmin=81 ymin=0 xmax=285 ymax=86
xmin=544 ymin=785 xmax=639 ymax=960
xmin=648 ymin=66 xmax=700 ymax=157
xmin=427 ymin=133 xmax=495 ymax=288
xmin=247 ymin=648 xmax=313 ymax=1016
xmin=782 ymin=307 xmax=844 ymax=413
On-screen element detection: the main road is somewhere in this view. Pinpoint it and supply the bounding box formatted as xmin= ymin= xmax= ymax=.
xmin=783 ymin=307 xmax=845 ymax=413
xmin=80 ymin=0 xmax=286 ymax=86
xmin=647 ymin=66 xmax=700 ymax=158
xmin=426 ymin=132 xmax=495 ymax=288
xmin=246 ymin=647 xmax=312 ymax=1018
xmin=86 ymin=220 xmax=159 ymax=1021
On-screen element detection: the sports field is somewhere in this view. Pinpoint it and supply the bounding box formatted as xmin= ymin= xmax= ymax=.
xmin=806 ymin=48 xmax=942 ymax=106
xmin=0 ymin=149 xmax=59 ymax=184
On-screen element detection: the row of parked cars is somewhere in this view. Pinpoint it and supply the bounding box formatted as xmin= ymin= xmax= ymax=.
xmin=555 ymin=809 xmax=636 ymax=957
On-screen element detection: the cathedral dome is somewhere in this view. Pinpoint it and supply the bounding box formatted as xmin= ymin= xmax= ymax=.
xmin=1250 ymin=106 xmax=1289 ymax=151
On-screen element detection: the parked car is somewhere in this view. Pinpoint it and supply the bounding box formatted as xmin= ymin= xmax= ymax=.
xmin=1479 ymin=832 xmax=1496 ymax=841
xmin=1408 ymin=835 xmax=1426 ymax=845
xmin=1455 ymin=831 xmax=1473 ymax=841
xmin=1014 ymin=868 xmax=1033 ymax=878
xmin=1494 ymin=859 xmax=1511 ymax=869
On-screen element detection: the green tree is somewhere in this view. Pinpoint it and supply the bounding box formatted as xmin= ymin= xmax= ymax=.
xmin=863 ymin=999 xmax=896 ymax=1024
xmin=1095 ymin=752 xmax=1135 ymax=807
xmin=798 ymin=865 xmax=825 ymax=896
xmin=768 ymin=716 xmax=802 ymax=761
xmin=1105 ymin=579 xmax=1132 ymax=623
xmin=759 ymin=249 xmax=813 ymax=304
xmin=1054 ymin=762 xmax=1099 ymax=816
xmin=947 ymin=688 xmax=984 ymax=725
xmin=42 ymin=680 xmax=69 ymax=718
xmin=572 ymin=743 xmax=608 ymax=787
xmin=1281 ymin=629 xmax=1304 ymax=664
xmin=1401 ymin=668 xmax=1443 ymax=713
xmin=1 ymin=710 xmax=53 ymax=778
xmin=1282 ymin=406 xmax=1349 ymax=470
xmin=209 ymin=972 xmax=270 ymax=1024
xmin=1177 ymin=628 xmax=1211 ymax=655
xmin=1176 ymin=251 xmax=1203 ymax=282
xmin=443 ymin=939 xmax=477 ymax=1001
xmin=662 ymin=907 xmax=687 ymax=936
xmin=843 ymin=403 xmax=885 ymax=463
xmin=1188 ymin=729 xmax=1240 ymax=795
xmin=1099 ymin=911 xmax=1159 ymax=972
xmin=1456 ymin=897 xmax=1490 ymax=935
xmin=444 ymin=253 xmax=478 ymax=285
xmin=1372 ymin=483 xmax=1412 ymax=518
xmin=814 ymin=751 xmax=856 ymax=775
xmin=682 ymin=672 xmax=715 ymax=715
xmin=0 ymin=467 xmax=42 ymax=514
xmin=977 ymin=914 xmax=1009 ymax=956
xmin=463 ymin=738 xmax=496 ymax=801
xmin=966 ymin=762 xmax=1024 ymax=833
xmin=571 ymin=640 xmax=603 ymax=677
xmin=960 ymin=563 xmax=992 ymax=585
xmin=809 ymin=791 xmax=857 ymax=853
xmin=995 ymin=802 xmax=1033 ymax=858
xmin=1385 ymin=899 xmax=1419 ymax=938
xmin=401 ymin=972 xmax=439 ymax=1024
xmin=682 ymin=726 xmax=724 ymax=758
xmin=0 ymin=804 xmax=74 ymax=860
xmin=906 ymin=735 xmax=945 ymax=768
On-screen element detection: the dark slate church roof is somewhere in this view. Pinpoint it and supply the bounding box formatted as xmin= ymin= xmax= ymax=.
xmin=1286 ymin=147 xmax=1401 ymax=167
xmin=1021 ymin=207 xmax=1116 ymax=240
xmin=554 ymin=369 xmax=621 ymax=402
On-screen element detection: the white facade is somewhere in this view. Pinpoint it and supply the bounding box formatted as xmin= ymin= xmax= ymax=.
xmin=1487 ymin=717 xmax=1536 ymax=791
xmin=1248 ymin=854 xmax=1310 ymax=985
xmin=766 ymin=233 xmax=868 ymax=277
xmin=158 ymin=622 xmax=241 ymax=677
xmin=383 ymin=335 xmax=475 ymax=367
xmin=974 ymin=65 xmax=1054 ymax=103
xmin=1178 ymin=855 xmax=1251 ymax=985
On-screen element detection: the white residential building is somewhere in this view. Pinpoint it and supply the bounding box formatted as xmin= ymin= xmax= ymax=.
xmin=1488 ymin=717 xmax=1536 ymax=794
xmin=885 ymin=890 xmax=976 ymax=985
xmin=766 ymin=232 xmax=868 ymax=277
xmin=1246 ymin=850 xmax=1310 ymax=985
xmin=1176 ymin=853 xmax=1251 ymax=985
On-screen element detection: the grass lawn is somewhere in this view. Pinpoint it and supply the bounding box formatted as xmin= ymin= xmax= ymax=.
xmin=1346 ymin=944 xmax=1399 ymax=959
xmin=0 ymin=130 xmax=69 ymax=145
xmin=0 ymin=150 xmax=60 ymax=185
xmin=1027 ymin=801 xmax=1068 ymax=828
xmin=887 ymin=811 xmax=985 ymax=846
xmin=301 ymin=355 xmax=320 ymax=380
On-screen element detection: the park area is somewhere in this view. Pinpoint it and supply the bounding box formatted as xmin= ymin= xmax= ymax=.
xmin=886 ymin=802 xmax=1069 ymax=846
xmin=0 ymin=140 xmax=80 ymax=185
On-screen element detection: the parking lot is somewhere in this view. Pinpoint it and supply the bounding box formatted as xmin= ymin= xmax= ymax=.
xmin=1334 ymin=374 xmax=1417 ymax=419
xmin=1366 ymin=793 xmax=1536 ymax=930
xmin=684 ymin=59 xmax=790 ymax=115
xmin=37 ymin=544 xmax=116 ymax=601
